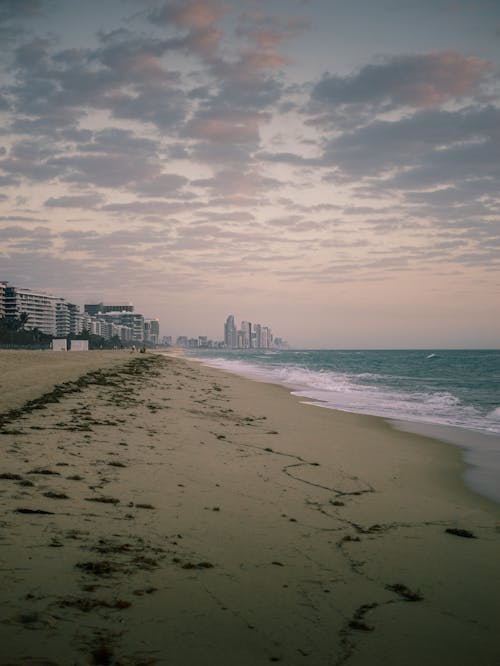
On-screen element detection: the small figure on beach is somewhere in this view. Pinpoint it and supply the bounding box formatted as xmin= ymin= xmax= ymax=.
xmin=131 ymin=345 xmax=136 ymax=352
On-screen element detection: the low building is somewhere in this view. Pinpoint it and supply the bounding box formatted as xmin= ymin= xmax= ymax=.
xmin=69 ymin=340 xmax=89 ymax=351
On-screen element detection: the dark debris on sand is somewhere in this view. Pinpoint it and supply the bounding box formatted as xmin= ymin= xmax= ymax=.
xmin=445 ymin=527 xmax=477 ymax=539
xmin=385 ymin=583 xmax=423 ymax=602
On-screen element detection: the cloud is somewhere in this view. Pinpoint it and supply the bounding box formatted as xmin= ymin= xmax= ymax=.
xmin=320 ymin=105 xmax=500 ymax=178
xmin=101 ymin=200 xmax=200 ymax=217
xmin=385 ymin=140 xmax=500 ymax=190
xmin=131 ymin=174 xmax=190 ymax=198
xmin=0 ymin=0 xmax=43 ymax=22
xmin=9 ymin=32 xmax=188 ymax=133
xmin=311 ymin=51 xmax=494 ymax=111
xmin=60 ymin=227 xmax=172 ymax=254
xmin=46 ymin=153 xmax=159 ymax=188
xmin=44 ymin=193 xmax=105 ymax=209
xmin=78 ymin=128 xmax=159 ymax=157
xmin=193 ymin=168 xmax=281 ymax=197
xmin=149 ymin=0 xmax=230 ymax=57
xmin=0 ymin=224 xmax=54 ymax=250
xmin=0 ymin=224 xmax=51 ymax=240
xmin=234 ymin=10 xmax=309 ymax=70
xmin=186 ymin=110 xmax=265 ymax=143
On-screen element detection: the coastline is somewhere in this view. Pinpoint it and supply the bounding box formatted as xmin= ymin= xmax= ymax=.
xmin=390 ymin=419 xmax=500 ymax=505
xmin=1 ymin=350 xmax=499 ymax=665
xmin=186 ymin=350 xmax=500 ymax=507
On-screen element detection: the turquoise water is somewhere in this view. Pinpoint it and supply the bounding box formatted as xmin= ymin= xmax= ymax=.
xmin=189 ymin=349 xmax=500 ymax=502
xmin=190 ymin=349 xmax=500 ymax=434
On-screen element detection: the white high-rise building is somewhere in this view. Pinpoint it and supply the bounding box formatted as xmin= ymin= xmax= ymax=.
xmin=253 ymin=323 xmax=262 ymax=349
xmin=0 ymin=282 xmax=6 ymax=319
xmin=240 ymin=321 xmax=252 ymax=348
xmin=144 ymin=318 xmax=160 ymax=344
xmin=1 ymin=282 xmax=79 ymax=336
xmin=224 ymin=315 xmax=237 ymax=348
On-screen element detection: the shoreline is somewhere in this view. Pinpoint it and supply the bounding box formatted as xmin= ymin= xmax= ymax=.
xmin=1 ymin=350 xmax=499 ymax=665
xmin=182 ymin=350 xmax=500 ymax=507
xmin=390 ymin=419 xmax=500 ymax=505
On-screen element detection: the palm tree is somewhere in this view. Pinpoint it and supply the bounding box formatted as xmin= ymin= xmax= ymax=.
xmin=19 ymin=312 xmax=29 ymax=330
xmin=3 ymin=317 xmax=20 ymax=346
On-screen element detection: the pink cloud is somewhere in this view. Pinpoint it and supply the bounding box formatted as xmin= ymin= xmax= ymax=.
xmin=313 ymin=51 xmax=494 ymax=110
xmin=184 ymin=25 xmax=223 ymax=57
xmin=187 ymin=112 xmax=265 ymax=143
xmin=399 ymin=51 xmax=494 ymax=107
xmin=196 ymin=168 xmax=280 ymax=197
xmin=234 ymin=11 xmax=309 ymax=73
xmin=150 ymin=0 xmax=229 ymax=55
xmin=171 ymin=0 xmax=228 ymax=30
xmin=241 ymin=49 xmax=288 ymax=71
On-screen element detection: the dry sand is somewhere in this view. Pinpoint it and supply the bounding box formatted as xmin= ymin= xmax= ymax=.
xmin=0 ymin=350 xmax=499 ymax=666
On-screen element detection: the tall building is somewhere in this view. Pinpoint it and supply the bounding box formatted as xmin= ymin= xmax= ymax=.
xmin=0 ymin=282 xmax=6 ymax=319
xmin=261 ymin=326 xmax=273 ymax=348
xmin=144 ymin=318 xmax=160 ymax=344
xmin=240 ymin=321 xmax=252 ymax=349
xmin=223 ymin=315 xmax=279 ymax=349
xmin=84 ymin=302 xmax=134 ymax=316
xmin=224 ymin=315 xmax=237 ymax=349
xmin=1 ymin=282 xmax=79 ymax=336
xmin=94 ymin=311 xmax=145 ymax=342
xmin=254 ymin=323 xmax=262 ymax=349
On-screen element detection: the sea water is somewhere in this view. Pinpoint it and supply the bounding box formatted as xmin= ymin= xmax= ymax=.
xmin=188 ymin=349 xmax=500 ymax=503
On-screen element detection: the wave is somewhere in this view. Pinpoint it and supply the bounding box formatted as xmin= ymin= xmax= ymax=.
xmin=194 ymin=354 xmax=500 ymax=436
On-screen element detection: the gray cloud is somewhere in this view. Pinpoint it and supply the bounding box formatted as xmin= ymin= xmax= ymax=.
xmin=101 ymin=200 xmax=200 ymax=217
xmin=311 ymin=51 xmax=494 ymax=111
xmin=131 ymin=173 xmax=190 ymax=198
xmin=44 ymin=193 xmax=105 ymax=208
xmin=321 ymin=105 xmax=500 ymax=177
xmin=193 ymin=168 xmax=281 ymax=197
xmin=47 ymin=153 xmax=159 ymax=188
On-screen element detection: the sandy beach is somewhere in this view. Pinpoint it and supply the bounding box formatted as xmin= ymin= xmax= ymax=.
xmin=0 ymin=350 xmax=499 ymax=666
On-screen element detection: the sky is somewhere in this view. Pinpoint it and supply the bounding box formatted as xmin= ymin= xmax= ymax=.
xmin=0 ymin=0 xmax=499 ymax=348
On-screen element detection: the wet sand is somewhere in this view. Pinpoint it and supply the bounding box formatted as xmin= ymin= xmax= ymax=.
xmin=0 ymin=350 xmax=499 ymax=665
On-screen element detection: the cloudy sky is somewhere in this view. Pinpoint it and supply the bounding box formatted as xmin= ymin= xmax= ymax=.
xmin=0 ymin=0 xmax=499 ymax=347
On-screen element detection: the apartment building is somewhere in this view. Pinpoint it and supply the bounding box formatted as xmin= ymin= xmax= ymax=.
xmin=84 ymin=302 xmax=134 ymax=316
xmin=144 ymin=318 xmax=160 ymax=344
xmin=93 ymin=311 xmax=145 ymax=342
xmin=0 ymin=282 xmax=5 ymax=319
xmin=0 ymin=282 xmax=80 ymax=336
xmin=1 ymin=284 xmax=159 ymax=344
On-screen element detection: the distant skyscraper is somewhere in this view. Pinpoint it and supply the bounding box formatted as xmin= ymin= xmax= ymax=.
xmin=224 ymin=315 xmax=237 ymax=348
xmin=253 ymin=323 xmax=261 ymax=348
xmin=241 ymin=321 xmax=252 ymax=349
xmin=224 ymin=314 xmax=278 ymax=350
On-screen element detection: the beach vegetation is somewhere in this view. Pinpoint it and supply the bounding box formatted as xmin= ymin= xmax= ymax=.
xmin=0 ymin=316 xmax=128 ymax=350
xmin=0 ymin=316 xmax=52 ymax=348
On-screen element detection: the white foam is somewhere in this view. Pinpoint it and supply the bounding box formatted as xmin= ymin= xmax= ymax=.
xmin=194 ymin=355 xmax=500 ymax=436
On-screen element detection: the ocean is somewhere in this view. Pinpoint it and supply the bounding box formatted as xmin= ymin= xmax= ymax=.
xmin=188 ymin=349 xmax=500 ymax=504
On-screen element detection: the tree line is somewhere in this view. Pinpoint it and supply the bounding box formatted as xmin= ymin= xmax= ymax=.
xmin=0 ymin=315 xmax=124 ymax=350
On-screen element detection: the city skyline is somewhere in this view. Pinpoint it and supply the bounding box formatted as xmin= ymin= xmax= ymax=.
xmin=0 ymin=1 xmax=499 ymax=348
